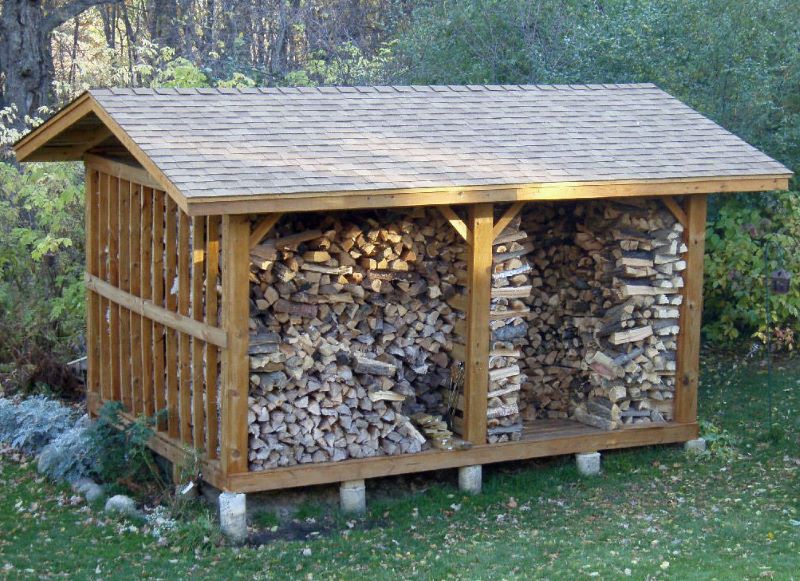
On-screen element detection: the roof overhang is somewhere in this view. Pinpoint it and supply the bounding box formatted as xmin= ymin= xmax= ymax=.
xmin=13 ymin=92 xmax=190 ymax=214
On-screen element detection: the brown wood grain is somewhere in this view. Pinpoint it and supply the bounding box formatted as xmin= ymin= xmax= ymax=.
xmin=129 ymin=183 xmax=143 ymax=414
xmin=462 ymin=203 xmax=493 ymax=444
xmin=220 ymin=215 xmax=251 ymax=476
xmin=152 ymin=190 xmax=167 ymax=431
xmin=140 ymin=186 xmax=154 ymax=416
xmin=178 ymin=211 xmax=191 ymax=443
xmin=205 ymin=215 xmax=221 ymax=459
xmin=191 ymin=216 xmax=206 ymax=449
xmin=674 ymin=194 xmax=707 ymax=423
xmin=165 ymin=197 xmax=179 ymax=438
xmin=108 ymin=175 xmax=121 ymax=403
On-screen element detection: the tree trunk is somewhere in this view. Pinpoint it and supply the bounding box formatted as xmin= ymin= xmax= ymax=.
xmin=0 ymin=0 xmax=121 ymax=127
xmin=0 ymin=0 xmax=55 ymax=121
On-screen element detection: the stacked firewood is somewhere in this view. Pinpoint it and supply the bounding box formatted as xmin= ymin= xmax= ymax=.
xmin=486 ymin=214 xmax=530 ymax=442
xmin=519 ymin=200 xmax=685 ymax=429
xmin=576 ymin=200 xmax=685 ymax=429
xmin=520 ymin=205 xmax=592 ymax=421
xmin=246 ymin=209 xmax=464 ymax=469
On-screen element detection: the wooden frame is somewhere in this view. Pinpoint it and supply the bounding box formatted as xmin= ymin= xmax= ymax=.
xmin=25 ymin=85 xmax=782 ymax=493
xmin=73 ymin=166 xmax=765 ymax=492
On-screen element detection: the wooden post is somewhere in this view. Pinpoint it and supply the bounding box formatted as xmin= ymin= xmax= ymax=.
xmin=178 ymin=212 xmax=192 ymax=443
xmin=205 ymin=216 xmax=221 ymax=459
xmin=85 ymin=166 xmax=101 ymax=415
xmin=463 ymin=203 xmax=493 ymax=444
xmin=220 ymin=215 xmax=250 ymax=476
xmin=674 ymin=194 xmax=707 ymax=424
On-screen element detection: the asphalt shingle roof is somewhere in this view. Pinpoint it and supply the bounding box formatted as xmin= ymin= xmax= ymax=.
xmin=89 ymin=84 xmax=791 ymax=199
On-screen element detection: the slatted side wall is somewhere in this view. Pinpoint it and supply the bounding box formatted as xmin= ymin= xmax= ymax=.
xmin=84 ymin=165 xmax=224 ymax=461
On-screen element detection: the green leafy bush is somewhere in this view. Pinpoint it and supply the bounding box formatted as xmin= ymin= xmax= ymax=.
xmin=85 ymin=402 xmax=164 ymax=490
xmin=704 ymin=192 xmax=800 ymax=344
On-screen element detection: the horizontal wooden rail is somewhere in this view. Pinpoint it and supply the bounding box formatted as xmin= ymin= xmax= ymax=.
xmin=85 ymin=274 xmax=227 ymax=348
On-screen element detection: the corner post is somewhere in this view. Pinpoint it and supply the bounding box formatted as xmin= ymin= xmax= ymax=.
xmin=84 ymin=163 xmax=101 ymax=416
xmin=463 ymin=203 xmax=493 ymax=444
xmin=220 ymin=214 xmax=251 ymax=478
xmin=674 ymin=194 xmax=707 ymax=424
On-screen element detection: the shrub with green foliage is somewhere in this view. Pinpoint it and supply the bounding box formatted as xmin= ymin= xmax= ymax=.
xmin=85 ymin=402 xmax=164 ymax=489
xmin=704 ymin=192 xmax=800 ymax=344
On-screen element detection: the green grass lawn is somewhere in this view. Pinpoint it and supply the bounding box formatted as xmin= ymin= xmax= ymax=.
xmin=1 ymin=350 xmax=799 ymax=580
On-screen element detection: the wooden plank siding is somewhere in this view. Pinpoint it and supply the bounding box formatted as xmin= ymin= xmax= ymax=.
xmin=83 ymin=163 xmax=224 ymax=474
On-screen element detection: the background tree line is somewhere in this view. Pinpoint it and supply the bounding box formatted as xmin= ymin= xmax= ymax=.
xmin=1 ymin=0 xmax=799 ymax=390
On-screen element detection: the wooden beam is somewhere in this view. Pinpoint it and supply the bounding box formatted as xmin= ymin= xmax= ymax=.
xmin=118 ymin=180 xmax=132 ymax=411
xmin=437 ymin=205 xmax=472 ymax=244
xmin=165 ymin=198 xmax=179 ymax=438
xmin=205 ymin=216 xmax=221 ymax=460
xmin=84 ymin=165 xmax=101 ymax=416
xmin=191 ymin=216 xmax=206 ymax=449
xmin=492 ymin=201 xmax=525 ymax=240
xmin=249 ymin=213 xmax=283 ymax=249
xmin=220 ymin=215 xmax=251 ymax=477
xmin=84 ymin=274 xmax=227 ymax=348
xmin=108 ymin=175 xmax=121 ymax=403
xmin=462 ymin=203 xmax=493 ymax=444
xmin=97 ymin=172 xmax=110 ymax=404
xmin=140 ymin=187 xmax=154 ymax=417
xmin=13 ymin=93 xmax=94 ymax=160
xmin=674 ymin=195 xmax=707 ymax=424
xmin=662 ymin=196 xmax=688 ymax=227
xmin=84 ymin=154 xmax=161 ymax=190
xmin=152 ymin=190 xmax=167 ymax=431
xmin=225 ymin=422 xmax=698 ymax=492
xmin=129 ymin=183 xmax=144 ymax=414
xmin=185 ymin=176 xmax=791 ymax=216
xmin=178 ymin=212 xmax=192 ymax=443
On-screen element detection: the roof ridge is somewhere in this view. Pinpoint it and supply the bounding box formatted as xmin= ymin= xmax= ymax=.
xmin=88 ymin=82 xmax=660 ymax=97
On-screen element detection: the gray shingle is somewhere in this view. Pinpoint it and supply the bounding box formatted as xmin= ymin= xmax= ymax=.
xmin=89 ymin=84 xmax=791 ymax=199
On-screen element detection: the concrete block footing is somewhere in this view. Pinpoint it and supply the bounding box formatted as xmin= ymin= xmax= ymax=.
xmin=219 ymin=492 xmax=247 ymax=544
xmin=458 ymin=465 xmax=482 ymax=494
xmin=684 ymin=438 xmax=707 ymax=453
xmin=576 ymin=452 xmax=602 ymax=476
xmin=340 ymin=479 xmax=367 ymax=514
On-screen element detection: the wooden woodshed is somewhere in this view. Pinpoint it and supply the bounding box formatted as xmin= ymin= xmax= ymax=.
xmin=14 ymin=84 xmax=792 ymax=495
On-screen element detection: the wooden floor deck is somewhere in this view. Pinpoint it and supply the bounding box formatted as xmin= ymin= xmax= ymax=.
xmin=218 ymin=419 xmax=696 ymax=493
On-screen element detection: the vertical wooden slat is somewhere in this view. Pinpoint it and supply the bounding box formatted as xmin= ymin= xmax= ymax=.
xmin=140 ymin=187 xmax=154 ymax=417
xmin=153 ymin=191 xmax=167 ymax=430
xmin=178 ymin=211 xmax=192 ymax=444
xmin=192 ymin=216 xmax=206 ymax=449
xmin=205 ymin=215 xmax=221 ymax=459
xmin=98 ymin=172 xmax=110 ymax=403
xmin=129 ymin=183 xmax=143 ymax=415
xmin=220 ymin=215 xmax=251 ymax=476
xmin=85 ymin=166 xmax=101 ymax=416
xmin=165 ymin=197 xmax=179 ymax=438
xmin=108 ymin=175 xmax=122 ymax=403
xmin=118 ymin=180 xmax=132 ymax=410
xmin=463 ymin=203 xmax=493 ymax=445
xmin=674 ymin=194 xmax=707 ymax=425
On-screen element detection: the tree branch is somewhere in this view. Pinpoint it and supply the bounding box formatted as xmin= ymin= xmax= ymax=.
xmin=43 ymin=0 xmax=122 ymax=33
